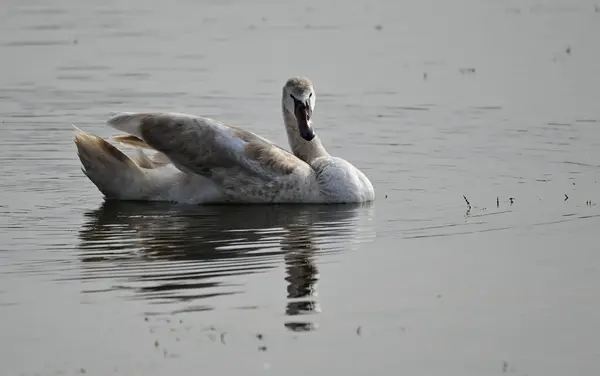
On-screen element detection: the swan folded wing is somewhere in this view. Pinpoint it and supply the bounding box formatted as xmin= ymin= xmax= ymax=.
xmin=111 ymin=134 xmax=153 ymax=149
xmin=109 ymin=112 xmax=305 ymax=183
xmin=109 ymin=134 xmax=171 ymax=169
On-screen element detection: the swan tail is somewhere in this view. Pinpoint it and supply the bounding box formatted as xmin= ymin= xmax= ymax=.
xmin=73 ymin=126 xmax=148 ymax=199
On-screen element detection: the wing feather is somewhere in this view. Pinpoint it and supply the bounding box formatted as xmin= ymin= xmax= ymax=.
xmin=108 ymin=112 xmax=307 ymax=183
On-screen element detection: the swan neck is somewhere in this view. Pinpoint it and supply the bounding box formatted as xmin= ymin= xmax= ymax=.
xmin=282 ymin=107 xmax=329 ymax=164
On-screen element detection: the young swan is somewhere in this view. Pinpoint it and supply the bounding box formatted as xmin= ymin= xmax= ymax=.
xmin=279 ymin=77 xmax=375 ymax=203
xmin=73 ymin=77 xmax=375 ymax=204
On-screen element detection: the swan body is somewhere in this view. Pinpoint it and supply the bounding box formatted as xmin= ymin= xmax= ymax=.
xmin=73 ymin=77 xmax=375 ymax=204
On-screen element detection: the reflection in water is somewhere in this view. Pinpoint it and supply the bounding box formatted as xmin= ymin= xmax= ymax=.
xmin=77 ymin=201 xmax=374 ymax=330
xmin=283 ymin=226 xmax=321 ymax=332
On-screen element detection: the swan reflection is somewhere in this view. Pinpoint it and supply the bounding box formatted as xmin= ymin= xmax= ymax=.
xmin=77 ymin=201 xmax=374 ymax=331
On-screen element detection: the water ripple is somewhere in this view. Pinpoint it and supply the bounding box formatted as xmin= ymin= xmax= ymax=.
xmin=70 ymin=201 xmax=375 ymax=328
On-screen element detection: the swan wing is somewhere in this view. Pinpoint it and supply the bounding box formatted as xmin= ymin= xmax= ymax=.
xmin=107 ymin=112 xmax=309 ymax=194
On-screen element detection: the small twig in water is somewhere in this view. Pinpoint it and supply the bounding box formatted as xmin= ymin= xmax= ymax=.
xmin=564 ymin=194 xmax=569 ymax=201
xmin=496 ymin=197 xmax=499 ymax=208
xmin=463 ymin=195 xmax=472 ymax=216
xmin=509 ymin=197 xmax=514 ymax=205
xmin=463 ymin=195 xmax=471 ymax=209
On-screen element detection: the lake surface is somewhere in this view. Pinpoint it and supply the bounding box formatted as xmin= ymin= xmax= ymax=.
xmin=2 ymin=0 xmax=600 ymax=374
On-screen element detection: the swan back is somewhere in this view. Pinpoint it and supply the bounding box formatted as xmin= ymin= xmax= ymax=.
xmin=311 ymin=157 xmax=375 ymax=203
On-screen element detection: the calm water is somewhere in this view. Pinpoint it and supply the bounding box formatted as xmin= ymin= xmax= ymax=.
xmin=2 ymin=0 xmax=600 ymax=374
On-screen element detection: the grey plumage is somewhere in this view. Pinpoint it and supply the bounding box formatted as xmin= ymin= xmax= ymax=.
xmin=73 ymin=77 xmax=375 ymax=204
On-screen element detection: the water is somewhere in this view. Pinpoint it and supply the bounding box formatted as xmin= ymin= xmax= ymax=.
xmin=2 ymin=0 xmax=600 ymax=374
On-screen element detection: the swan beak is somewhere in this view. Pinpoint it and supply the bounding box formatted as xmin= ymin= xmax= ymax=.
xmin=294 ymin=103 xmax=315 ymax=141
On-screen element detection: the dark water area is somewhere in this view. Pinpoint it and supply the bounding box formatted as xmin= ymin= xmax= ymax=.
xmin=2 ymin=0 xmax=600 ymax=375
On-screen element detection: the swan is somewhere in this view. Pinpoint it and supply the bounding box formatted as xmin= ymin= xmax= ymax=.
xmin=73 ymin=77 xmax=375 ymax=204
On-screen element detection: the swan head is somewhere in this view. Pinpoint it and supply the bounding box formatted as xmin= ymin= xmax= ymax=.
xmin=283 ymin=77 xmax=316 ymax=141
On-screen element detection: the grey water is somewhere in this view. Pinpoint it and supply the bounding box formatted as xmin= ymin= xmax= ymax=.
xmin=2 ymin=0 xmax=600 ymax=374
